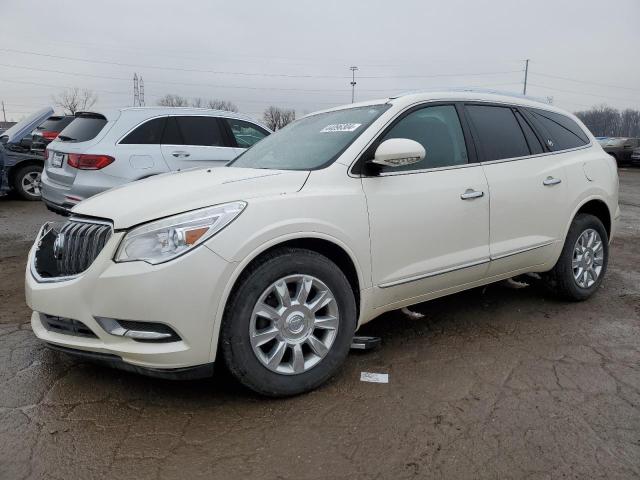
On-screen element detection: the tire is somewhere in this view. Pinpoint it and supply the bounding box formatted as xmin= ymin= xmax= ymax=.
xmin=12 ymin=164 xmax=43 ymax=201
xmin=220 ymin=248 xmax=357 ymax=397
xmin=543 ymin=213 xmax=609 ymax=301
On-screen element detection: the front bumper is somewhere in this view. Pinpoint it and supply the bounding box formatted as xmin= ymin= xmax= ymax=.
xmin=26 ymin=232 xmax=236 ymax=372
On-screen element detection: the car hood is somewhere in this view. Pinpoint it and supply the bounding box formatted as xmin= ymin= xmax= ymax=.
xmin=73 ymin=167 xmax=310 ymax=229
xmin=1 ymin=106 xmax=53 ymax=144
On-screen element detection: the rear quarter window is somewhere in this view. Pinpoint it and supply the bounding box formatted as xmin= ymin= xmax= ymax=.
xmin=58 ymin=114 xmax=108 ymax=143
xmin=527 ymin=109 xmax=589 ymax=151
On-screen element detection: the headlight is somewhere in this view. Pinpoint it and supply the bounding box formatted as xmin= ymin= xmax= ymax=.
xmin=114 ymin=201 xmax=246 ymax=264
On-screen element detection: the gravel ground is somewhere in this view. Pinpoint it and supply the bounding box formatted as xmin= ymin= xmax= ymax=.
xmin=0 ymin=169 xmax=639 ymax=480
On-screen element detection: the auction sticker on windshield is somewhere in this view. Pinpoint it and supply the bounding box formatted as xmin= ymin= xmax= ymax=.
xmin=320 ymin=123 xmax=362 ymax=133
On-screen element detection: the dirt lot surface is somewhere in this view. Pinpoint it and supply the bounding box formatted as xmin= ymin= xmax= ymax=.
xmin=0 ymin=170 xmax=639 ymax=480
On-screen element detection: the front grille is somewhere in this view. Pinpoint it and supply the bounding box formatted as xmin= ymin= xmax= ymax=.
xmin=41 ymin=314 xmax=98 ymax=338
xmin=33 ymin=219 xmax=113 ymax=279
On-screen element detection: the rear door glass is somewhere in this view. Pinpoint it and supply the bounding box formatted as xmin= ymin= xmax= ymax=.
xmin=465 ymin=105 xmax=530 ymax=161
xmin=58 ymin=114 xmax=108 ymax=142
xmin=172 ymin=116 xmax=225 ymax=147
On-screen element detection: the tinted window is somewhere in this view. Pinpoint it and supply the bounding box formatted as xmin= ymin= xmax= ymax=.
xmin=528 ymin=109 xmax=589 ymax=151
xmin=225 ymin=119 xmax=269 ymax=148
xmin=57 ymin=114 xmax=107 ymax=143
xmin=120 ymin=117 xmax=166 ymax=144
xmin=379 ymin=105 xmax=468 ymax=172
xmin=167 ymin=116 xmax=224 ymax=147
xmin=37 ymin=116 xmax=74 ymax=131
xmin=514 ymin=110 xmax=544 ymax=154
xmin=466 ymin=105 xmax=530 ymax=161
xmin=162 ymin=117 xmax=182 ymax=144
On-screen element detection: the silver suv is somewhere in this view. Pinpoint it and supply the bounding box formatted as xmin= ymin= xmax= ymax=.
xmin=41 ymin=107 xmax=271 ymax=214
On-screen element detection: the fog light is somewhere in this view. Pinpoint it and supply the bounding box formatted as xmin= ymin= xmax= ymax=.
xmin=95 ymin=317 xmax=181 ymax=343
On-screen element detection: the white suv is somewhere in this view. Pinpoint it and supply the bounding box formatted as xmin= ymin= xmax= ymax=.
xmin=26 ymin=92 xmax=620 ymax=396
xmin=40 ymin=107 xmax=271 ymax=214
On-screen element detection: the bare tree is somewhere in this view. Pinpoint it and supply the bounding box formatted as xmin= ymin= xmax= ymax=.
xmin=574 ymin=104 xmax=638 ymax=137
xmin=157 ymin=94 xmax=189 ymax=107
xmin=207 ymin=99 xmax=238 ymax=112
xmin=263 ymin=106 xmax=296 ymax=130
xmin=191 ymin=97 xmax=205 ymax=108
xmin=52 ymin=87 xmax=98 ymax=114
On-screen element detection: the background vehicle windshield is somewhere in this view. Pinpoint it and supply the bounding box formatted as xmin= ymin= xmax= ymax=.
xmin=229 ymin=105 xmax=389 ymax=170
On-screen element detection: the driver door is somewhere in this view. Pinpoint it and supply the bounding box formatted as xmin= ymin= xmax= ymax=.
xmin=361 ymin=104 xmax=491 ymax=308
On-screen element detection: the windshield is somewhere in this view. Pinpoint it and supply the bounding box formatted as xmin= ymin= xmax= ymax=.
xmin=606 ymin=138 xmax=626 ymax=146
xmin=229 ymin=104 xmax=390 ymax=170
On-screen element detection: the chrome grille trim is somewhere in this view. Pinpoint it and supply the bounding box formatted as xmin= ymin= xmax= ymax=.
xmin=31 ymin=217 xmax=114 ymax=283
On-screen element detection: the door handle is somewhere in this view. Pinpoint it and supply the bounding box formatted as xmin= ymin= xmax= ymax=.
xmin=460 ymin=189 xmax=484 ymax=200
xmin=543 ymin=176 xmax=562 ymax=186
xmin=171 ymin=151 xmax=191 ymax=158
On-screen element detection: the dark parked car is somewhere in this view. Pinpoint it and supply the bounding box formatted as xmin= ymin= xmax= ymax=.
xmin=602 ymin=137 xmax=640 ymax=166
xmin=30 ymin=115 xmax=74 ymax=152
xmin=0 ymin=107 xmax=53 ymax=200
xmin=632 ymin=147 xmax=640 ymax=165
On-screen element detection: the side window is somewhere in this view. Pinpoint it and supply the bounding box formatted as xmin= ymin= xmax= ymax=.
xmin=120 ymin=117 xmax=166 ymax=145
xmin=164 ymin=116 xmax=224 ymax=146
xmin=225 ymin=119 xmax=269 ymax=148
xmin=466 ymin=105 xmax=530 ymax=161
xmin=379 ymin=105 xmax=468 ymax=172
xmin=514 ymin=110 xmax=544 ymax=154
xmin=527 ymin=109 xmax=589 ymax=151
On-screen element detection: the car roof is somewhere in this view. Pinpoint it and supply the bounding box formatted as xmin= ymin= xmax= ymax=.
xmin=75 ymin=107 xmax=271 ymax=130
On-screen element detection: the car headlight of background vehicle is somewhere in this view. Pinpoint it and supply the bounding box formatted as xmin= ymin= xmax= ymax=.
xmin=115 ymin=201 xmax=246 ymax=264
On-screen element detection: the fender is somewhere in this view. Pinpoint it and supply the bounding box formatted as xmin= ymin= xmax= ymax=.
xmin=206 ymin=231 xmax=368 ymax=362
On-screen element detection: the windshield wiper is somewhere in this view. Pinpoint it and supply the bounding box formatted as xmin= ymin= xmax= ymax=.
xmin=57 ymin=135 xmax=76 ymax=142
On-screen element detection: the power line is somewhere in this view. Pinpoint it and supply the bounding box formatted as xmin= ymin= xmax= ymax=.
xmin=0 ymin=48 xmax=524 ymax=81
xmin=527 ymin=82 xmax=640 ymax=104
xmin=531 ymin=72 xmax=640 ymax=92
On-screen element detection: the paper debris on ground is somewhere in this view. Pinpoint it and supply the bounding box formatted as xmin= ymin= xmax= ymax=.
xmin=360 ymin=372 xmax=389 ymax=383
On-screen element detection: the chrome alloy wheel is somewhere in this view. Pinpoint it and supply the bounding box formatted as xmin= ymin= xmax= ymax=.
xmin=249 ymin=274 xmax=339 ymax=375
xmin=572 ymin=228 xmax=604 ymax=288
xmin=21 ymin=171 xmax=42 ymax=197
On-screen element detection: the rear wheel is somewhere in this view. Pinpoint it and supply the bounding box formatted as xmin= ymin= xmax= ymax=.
xmin=544 ymin=214 xmax=608 ymax=301
xmin=220 ymin=248 xmax=356 ymax=397
xmin=12 ymin=164 xmax=43 ymax=200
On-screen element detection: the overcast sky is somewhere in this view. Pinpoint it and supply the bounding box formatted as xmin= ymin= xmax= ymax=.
xmin=1 ymin=0 xmax=639 ymax=121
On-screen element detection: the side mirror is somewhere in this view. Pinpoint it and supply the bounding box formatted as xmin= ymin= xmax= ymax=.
xmin=370 ymin=138 xmax=425 ymax=168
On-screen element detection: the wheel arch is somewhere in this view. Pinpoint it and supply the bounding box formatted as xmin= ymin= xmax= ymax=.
xmin=209 ymin=233 xmax=365 ymax=361
xmin=8 ymin=158 xmax=44 ymax=185
xmin=573 ymin=197 xmax=612 ymax=239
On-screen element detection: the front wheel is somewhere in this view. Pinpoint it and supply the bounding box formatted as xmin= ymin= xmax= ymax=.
xmin=12 ymin=164 xmax=43 ymax=200
xmin=544 ymin=213 xmax=609 ymax=301
xmin=220 ymin=248 xmax=357 ymax=397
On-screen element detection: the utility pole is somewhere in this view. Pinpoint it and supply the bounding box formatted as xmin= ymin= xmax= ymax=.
xmin=133 ymin=73 xmax=140 ymax=107
xmin=350 ymin=66 xmax=358 ymax=103
xmin=523 ymin=59 xmax=529 ymax=95
xmin=139 ymin=76 xmax=145 ymax=107
xmin=1 ymin=101 xmax=6 ymax=122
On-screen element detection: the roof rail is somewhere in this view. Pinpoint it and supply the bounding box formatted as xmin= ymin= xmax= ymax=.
xmin=390 ymin=88 xmax=551 ymax=105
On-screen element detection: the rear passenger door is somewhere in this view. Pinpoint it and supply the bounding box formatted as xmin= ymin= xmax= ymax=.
xmin=160 ymin=116 xmax=237 ymax=171
xmin=465 ymin=104 xmax=569 ymax=275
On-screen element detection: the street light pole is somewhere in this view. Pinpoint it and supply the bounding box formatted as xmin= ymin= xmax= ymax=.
xmin=523 ymin=59 xmax=529 ymax=95
xmin=350 ymin=66 xmax=358 ymax=103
